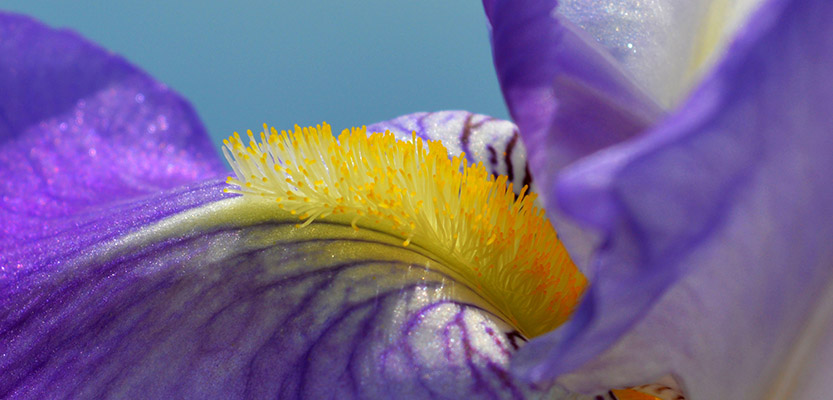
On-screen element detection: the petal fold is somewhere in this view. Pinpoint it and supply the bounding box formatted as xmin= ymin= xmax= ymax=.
xmin=484 ymin=0 xmax=663 ymax=217
xmin=513 ymin=1 xmax=833 ymax=399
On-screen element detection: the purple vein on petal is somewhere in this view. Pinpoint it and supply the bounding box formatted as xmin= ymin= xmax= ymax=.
xmin=2 ymin=203 xmax=565 ymax=398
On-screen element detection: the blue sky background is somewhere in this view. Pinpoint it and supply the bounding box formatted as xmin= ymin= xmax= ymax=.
xmin=4 ymin=1 xmax=509 ymax=146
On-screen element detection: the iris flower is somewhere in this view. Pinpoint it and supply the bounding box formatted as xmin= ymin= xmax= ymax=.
xmin=1 ymin=0 xmax=831 ymax=398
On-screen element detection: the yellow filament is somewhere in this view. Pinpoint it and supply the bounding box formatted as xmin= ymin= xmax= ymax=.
xmin=223 ymin=123 xmax=587 ymax=337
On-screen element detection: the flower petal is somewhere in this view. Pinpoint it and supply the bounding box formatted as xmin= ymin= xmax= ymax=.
xmin=1 ymin=196 xmax=562 ymax=399
xmin=1 ymin=11 xmax=571 ymax=399
xmin=0 ymin=12 xmax=225 ymax=261
xmin=0 ymin=14 xmax=225 ymax=278
xmin=514 ymin=0 xmax=833 ymax=398
xmin=558 ymin=0 xmax=766 ymax=106
xmin=483 ymin=0 xmax=663 ymax=217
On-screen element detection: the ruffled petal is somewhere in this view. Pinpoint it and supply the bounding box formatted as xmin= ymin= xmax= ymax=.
xmin=0 ymin=196 xmax=562 ymax=399
xmin=514 ymin=1 xmax=833 ymax=398
xmin=0 ymin=12 xmax=225 ymax=259
xmin=484 ymin=0 xmax=663 ymax=216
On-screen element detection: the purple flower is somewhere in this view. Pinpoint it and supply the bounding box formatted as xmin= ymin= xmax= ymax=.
xmin=0 ymin=11 xmax=567 ymax=400
xmin=1 ymin=0 xmax=831 ymax=398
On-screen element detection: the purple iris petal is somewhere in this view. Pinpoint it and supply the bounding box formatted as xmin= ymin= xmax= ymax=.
xmin=0 ymin=12 xmax=227 ymax=273
xmin=0 ymin=13 xmax=562 ymax=398
xmin=508 ymin=0 xmax=833 ymax=397
xmin=0 ymin=13 xmax=225 ymax=199
xmin=2 ymin=212 xmax=556 ymax=398
xmin=484 ymin=0 xmax=664 ymax=216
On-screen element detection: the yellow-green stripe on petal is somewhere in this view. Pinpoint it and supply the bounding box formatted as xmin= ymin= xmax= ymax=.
xmin=223 ymin=123 xmax=586 ymax=338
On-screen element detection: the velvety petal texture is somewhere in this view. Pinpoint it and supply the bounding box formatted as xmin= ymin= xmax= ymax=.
xmin=484 ymin=0 xmax=664 ymax=215
xmin=0 ymin=12 xmax=228 ymax=275
xmin=512 ymin=1 xmax=833 ymax=399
